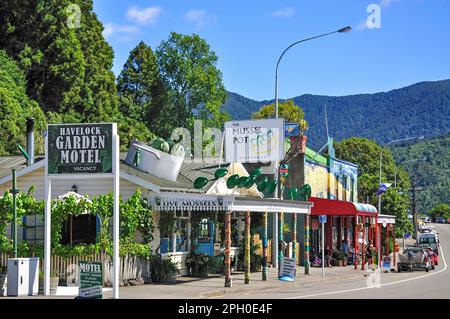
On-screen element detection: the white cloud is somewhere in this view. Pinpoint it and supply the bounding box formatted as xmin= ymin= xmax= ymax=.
xmin=184 ymin=10 xmax=218 ymax=30
xmin=103 ymin=23 xmax=139 ymax=39
xmin=126 ymin=6 xmax=163 ymax=25
xmin=271 ymin=7 xmax=296 ymax=18
xmin=380 ymin=0 xmax=394 ymax=8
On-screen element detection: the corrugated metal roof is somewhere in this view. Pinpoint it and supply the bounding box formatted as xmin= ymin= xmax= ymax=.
xmin=305 ymin=147 xmax=328 ymax=166
xmin=0 ymin=152 xmax=231 ymax=193
xmin=0 ymin=156 xmax=44 ymax=180
xmin=121 ymin=158 xmax=231 ymax=192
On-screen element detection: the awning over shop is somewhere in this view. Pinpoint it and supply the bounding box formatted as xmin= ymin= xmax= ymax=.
xmin=377 ymin=214 xmax=396 ymax=224
xmin=308 ymin=197 xmax=378 ymax=217
xmin=149 ymin=192 xmax=313 ymax=214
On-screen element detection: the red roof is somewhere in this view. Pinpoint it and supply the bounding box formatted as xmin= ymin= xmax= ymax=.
xmin=309 ymin=197 xmax=378 ymax=216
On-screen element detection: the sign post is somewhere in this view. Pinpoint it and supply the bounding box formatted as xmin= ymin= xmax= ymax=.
xmin=319 ymin=215 xmax=327 ymax=278
xmin=44 ymin=123 xmax=119 ymax=298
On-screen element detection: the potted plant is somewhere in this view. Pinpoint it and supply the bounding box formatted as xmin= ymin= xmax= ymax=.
xmin=185 ymin=252 xmax=210 ymax=277
xmin=149 ymin=255 xmax=179 ymax=283
xmin=332 ymin=251 xmax=346 ymax=266
xmin=0 ymin=265 xmax=7 ymax=297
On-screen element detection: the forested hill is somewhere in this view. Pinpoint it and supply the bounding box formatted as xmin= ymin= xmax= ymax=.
xmin=392 ymin=134 xmax=450 ymax=214
xmin=221 ymin=79 xmax=450 ymax=149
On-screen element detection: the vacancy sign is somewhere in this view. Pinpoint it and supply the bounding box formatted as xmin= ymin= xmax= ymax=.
xmin=47 ymin=123 xmax=113 ymax=175
xmin=225 ymin=118 xmax=285 ymax=163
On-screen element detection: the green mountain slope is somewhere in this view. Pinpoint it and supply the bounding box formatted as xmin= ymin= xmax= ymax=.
xmin=391 ymin=134 xmax=450 ymax=213
xmin=221 ymin=79 xmax=450 ymax=149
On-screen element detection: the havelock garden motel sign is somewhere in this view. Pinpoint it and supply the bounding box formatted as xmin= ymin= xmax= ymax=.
xmin=44 ymin=123 xmax=121 ymax=298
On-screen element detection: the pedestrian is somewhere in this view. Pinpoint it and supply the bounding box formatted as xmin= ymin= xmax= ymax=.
xmin=341 ymin=240 xmax=349 ymax=256
xmin=366 ymin=243 xmax=374 ymax=266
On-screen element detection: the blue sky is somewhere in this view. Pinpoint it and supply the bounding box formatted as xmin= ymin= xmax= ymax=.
xmin=94 ymin=0 xmax=450 ymax=101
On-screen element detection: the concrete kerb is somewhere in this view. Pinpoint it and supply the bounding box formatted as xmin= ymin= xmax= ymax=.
xmin=197 ymin=269 xmax=367 ymax=298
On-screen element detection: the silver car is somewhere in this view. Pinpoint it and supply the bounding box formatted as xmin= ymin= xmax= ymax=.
xmin=397 ymin=247 xmax=432 ymax=272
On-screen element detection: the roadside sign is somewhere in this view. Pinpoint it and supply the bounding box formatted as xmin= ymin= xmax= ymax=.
xmin=79 ymin=261 xmax=103 ymax=299
xmin=319 ymin=215 xmax=327 ymax=224
xmin=382 ymin=256 xmax=391 ymax=271
xmin=47 ymin=123 xmax=114 ymax=175
xmin=279 ymin=257 xmax=296 ymax=281
xmin=224 ymin=118 xmax=285 ymax=163
xmin=279 ymin=164 xmax=289 ymax=177
xmin=44 ymin=123 xmax=120 ymax=298
xmin=404 ymin=232 xmax=411 ymax=239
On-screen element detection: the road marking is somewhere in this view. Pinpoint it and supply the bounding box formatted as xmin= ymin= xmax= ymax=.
xmin=287 ymin=241 xmax=447 ymax=299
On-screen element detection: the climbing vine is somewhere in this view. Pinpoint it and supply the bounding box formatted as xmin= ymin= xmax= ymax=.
xmin=0 ymin=188 xmax=154 ymax=258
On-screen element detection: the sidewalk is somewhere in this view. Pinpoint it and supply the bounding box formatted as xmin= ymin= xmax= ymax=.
xmin=4 ymin=260 xmax=396 ymax=299
xmin=101 ymin=265 xmax=369 ymax=299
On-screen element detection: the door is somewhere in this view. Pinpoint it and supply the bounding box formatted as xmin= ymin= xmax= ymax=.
xmin=195 ymin=218 xmax=215 ymax=256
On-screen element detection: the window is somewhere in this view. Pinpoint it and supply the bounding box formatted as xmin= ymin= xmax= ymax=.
xmin=342 ymin=176 xmax=348 ymax=201
xmin=335 ymin=175 xmax=340 ymax=200
xmin=175 ymin=211 xmax=189 ymax=252
xmin=350 ymin=178 xmax=355 ymax=202
xmin=22 ymin=215 xmax=44 ymax=246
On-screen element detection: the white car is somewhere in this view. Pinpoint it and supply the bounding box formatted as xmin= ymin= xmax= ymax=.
xmin=421 ymin=217 xmax=431 ymax=223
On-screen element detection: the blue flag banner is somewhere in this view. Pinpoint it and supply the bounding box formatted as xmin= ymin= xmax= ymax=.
xmin=285 ymin=123 xmax=300 ymax=138
xmin=377 ymin=183 xmax=392 ymax=195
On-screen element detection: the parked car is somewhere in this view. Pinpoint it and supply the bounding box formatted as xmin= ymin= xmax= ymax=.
xmin=423 ymin=247 xmax=439 ymax=269
xmin=421 ymin=216 xmax=431 ymax=223
xmin=417 ymin=233 xmax=439 ymax=255
xmin=397 ymin=247 xmax=432 ymax=272
xmin=435 ymin=217 xmax=446 ymax=224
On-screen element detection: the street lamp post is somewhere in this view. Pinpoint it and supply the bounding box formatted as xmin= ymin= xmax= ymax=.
xmin=272 ymin=25 xmax=351 ymax=269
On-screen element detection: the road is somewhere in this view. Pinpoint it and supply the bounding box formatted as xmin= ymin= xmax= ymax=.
xmin=222 ymin=224 xmax=450 ymax=299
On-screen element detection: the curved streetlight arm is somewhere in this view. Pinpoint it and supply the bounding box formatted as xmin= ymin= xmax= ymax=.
xmin=274 ymin=27 xmax=351 ymax=118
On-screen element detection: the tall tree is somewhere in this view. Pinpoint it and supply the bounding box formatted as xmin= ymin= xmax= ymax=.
xmin=428 ymin=203 xmax=450 ymax=221
xmin=156 ymin=32 xmax=229 ymax=132
xmin=0 ymin=0 xmax=118 ymax=122
xmin=335 ymin=137 xmax=413 ymax=235
xmin=117 ymin=41 xmax=169 ymax=137
xmin=0 ymin=50 xmax=46 ymax=155
xmin=252 ymin=100 xmax=308 ymax=134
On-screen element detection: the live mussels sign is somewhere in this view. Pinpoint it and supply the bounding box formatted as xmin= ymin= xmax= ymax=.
xmin=47 ymin=124 xmax=113 ymax=175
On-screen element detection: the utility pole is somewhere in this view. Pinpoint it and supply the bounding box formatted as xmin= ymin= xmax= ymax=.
xmin=410 ymin=179 xmax=425 ymax=239
xmin=411 ymin=179 xmax=417 ymax=238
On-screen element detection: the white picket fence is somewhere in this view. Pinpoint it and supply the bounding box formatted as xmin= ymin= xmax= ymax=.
xmin=0 ymin=252 xmax=151 ymax=287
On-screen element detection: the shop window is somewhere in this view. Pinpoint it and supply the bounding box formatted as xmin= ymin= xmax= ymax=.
xmin=198 ymin=218 xmax=212 ymax=243
xmin=160 ymin=211 xmax=189 ymax=253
